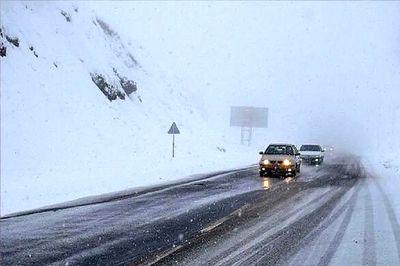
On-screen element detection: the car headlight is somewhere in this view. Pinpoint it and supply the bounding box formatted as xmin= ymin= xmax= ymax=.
xmin=262 ymin=159 xmax=270 ymax=165
xmin=283 ymin=159 xmax=291 ymax=166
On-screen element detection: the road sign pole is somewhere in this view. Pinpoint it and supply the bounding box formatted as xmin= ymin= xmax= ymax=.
xmin=172 ymin=134 xmax=175 ymax=158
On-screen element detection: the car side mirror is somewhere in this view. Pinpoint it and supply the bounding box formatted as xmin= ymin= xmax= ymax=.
xmin=322 ymin=149 xmax=326 ymax=152
xmin=259 ymin=151 xmax=264 ymax=155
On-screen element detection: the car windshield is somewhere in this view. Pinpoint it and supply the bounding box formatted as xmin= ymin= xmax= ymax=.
xmin=300 ymin=145 xmax=321 ymax=151
xmin=265 ymin=145 xmax=292 ymax=155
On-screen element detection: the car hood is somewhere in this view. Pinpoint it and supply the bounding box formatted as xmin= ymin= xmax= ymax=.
xmin=300 ymin=151 xmax=323 ymax=156
xmin=260 ymin=154 xmax=292 ymax=162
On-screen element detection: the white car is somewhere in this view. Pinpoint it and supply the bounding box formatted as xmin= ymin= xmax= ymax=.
xmin=299 ymin=144 xmax=325 ymax=165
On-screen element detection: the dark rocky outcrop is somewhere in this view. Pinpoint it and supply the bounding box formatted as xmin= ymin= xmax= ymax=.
xmin=90 ymin=73 xmax=125 ymax=101
xmin=60 ymin=10 xmax=71 ymax=22
xmin=116 ymin=90 xmax=125 ymax=100
xmin=113 ymin=68 xmax=137 ymax=95
xmin=0 ymin=42 xmax=6 ymax=57
xmin=5 ymin=35 xmax=19 ymax=47
xmin=0 ymin=28 xmax=5 ymax=57
xmin=119 ymin=78 xmax=137 ymax=95
xmin=217 ymin=147 xmax=227 ymax=152
xmin=29 ymin=46 xmax=38 ymax=57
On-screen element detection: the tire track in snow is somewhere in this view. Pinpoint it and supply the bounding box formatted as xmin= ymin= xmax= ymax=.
xmin=371 ymin=176 xmax=400 ymax=262
xmin=285 ymin=181 xmax=362 ymax=266
xmin=210 ymin=188 xmax=337 ymax=266
xmin=240 ymin=184 xmax=357 ymax=265
xmin=316 ymin=186 xmax=358 ymax=266
xmin=362 ymin=181 xmax=377 ymax=266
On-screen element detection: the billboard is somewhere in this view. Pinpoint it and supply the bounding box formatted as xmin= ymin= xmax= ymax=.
xmin=230 ymin=106 xmax=268 ymax=128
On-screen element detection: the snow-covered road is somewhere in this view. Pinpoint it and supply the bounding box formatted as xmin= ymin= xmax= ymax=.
xmin=1 ymin=154 xmax=399 ymax=265
xmin=287 ymin=173 xmax=400 ymax=266
xmin=156 ymin=156 xmax=400 ymax=266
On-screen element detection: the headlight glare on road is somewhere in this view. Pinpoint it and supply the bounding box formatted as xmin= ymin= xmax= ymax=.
xmin=262 ymin=159 xmax=270 ymax=165
xmin=283 ymin=159 xmax=291 ymax=166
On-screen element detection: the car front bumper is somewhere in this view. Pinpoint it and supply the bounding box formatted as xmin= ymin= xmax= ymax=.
xmin=301 ymin=156 xmax=323 ymax=164
xmin=259 ymin=164 xmax=296 ymax=175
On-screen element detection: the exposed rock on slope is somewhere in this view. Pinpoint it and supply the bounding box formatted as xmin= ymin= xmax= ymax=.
xmin=90 ymin=73 xmax=125 ymax=101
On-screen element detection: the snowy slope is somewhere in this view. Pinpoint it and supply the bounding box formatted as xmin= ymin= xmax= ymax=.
xmin=0 ymin=2 xmax=257 ymax=215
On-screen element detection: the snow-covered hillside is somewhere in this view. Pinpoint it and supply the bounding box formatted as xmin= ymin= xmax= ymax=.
xmin=0 ymin=2 xmax=256 ymax=215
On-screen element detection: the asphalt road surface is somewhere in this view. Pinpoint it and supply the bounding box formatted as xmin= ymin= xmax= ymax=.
xmin=1 ymin=154 xmax=399 ymax=265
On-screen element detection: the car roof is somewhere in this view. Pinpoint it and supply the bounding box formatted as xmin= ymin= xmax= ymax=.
xmin=300 ymin=144 xmax=321 ymax=146
xmin=268 ymin=143 xmax=294 ymax=146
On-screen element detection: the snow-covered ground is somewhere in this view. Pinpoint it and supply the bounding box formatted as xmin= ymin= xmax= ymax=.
xmin=0 ymin=2 xmax=259 ymax=216
xmin=363 ymin=154 xmax=400 ymax=216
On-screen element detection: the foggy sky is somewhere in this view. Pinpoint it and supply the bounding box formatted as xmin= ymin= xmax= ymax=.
xmin=93 ymin=1 xmax=400 ymax=152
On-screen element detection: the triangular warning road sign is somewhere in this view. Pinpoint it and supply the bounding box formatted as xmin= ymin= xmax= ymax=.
xmin=168 ymin=122 xmax=180 ymax=134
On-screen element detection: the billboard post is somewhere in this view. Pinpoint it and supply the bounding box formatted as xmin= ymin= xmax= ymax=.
xmin=230 ymin=106 xmax=268 ymax=146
